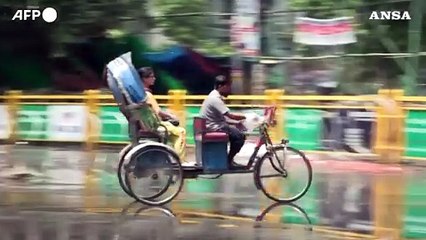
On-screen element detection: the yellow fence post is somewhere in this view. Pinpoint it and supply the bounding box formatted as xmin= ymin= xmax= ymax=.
xmin=168 ymin=90 xmax=187 ymax=128
xmin=390 ymin=89 xmax=406 ymax=162
xmin=5 ymin=90 xmax=21 ymax=144
xmin=168 ymin=90 xmax=187 ymax=212
xmin=374 ymin=89 xmax=405 ymax=164
xmin=83 ymin=90 xmax=101 ymax=212
xmin=261 ymin=89 xmax=285 ymax=210
xmin=374 ymin=89 xmax=387 ymax=162
xmin=265 ymin=89 xmax=284 ymax=143
xmin=373 ymin=172 xmax=405 ymax=239
xmin=84 ymin=90 xmax=100 ymax=176
xmin=5 ymin=90 xmax=21 ymax=168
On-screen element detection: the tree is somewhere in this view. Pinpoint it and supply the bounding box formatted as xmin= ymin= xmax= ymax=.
xmin=1 ymin=0 xmax=152 ymax=54
xmin=0 ymin=0 xmax=152 ymax=90
xmin=153 ymin=0 xmax=234 ymax=55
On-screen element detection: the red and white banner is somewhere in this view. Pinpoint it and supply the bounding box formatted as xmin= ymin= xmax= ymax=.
xmin=231 ymin=0 xmax=260 ymax=56
xmin=293 ymin=17 xmax=356 ymax=45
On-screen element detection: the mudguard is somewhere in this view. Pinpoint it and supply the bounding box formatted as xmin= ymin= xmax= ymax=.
xmin=124 ymin=141 xmax=179 ymax=164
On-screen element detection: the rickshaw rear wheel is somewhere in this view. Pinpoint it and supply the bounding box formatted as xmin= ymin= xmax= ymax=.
xmin=117 ymin=144 xmax=133 ymax=197
xmin=124 ymin=144 xmax=184 ymax=206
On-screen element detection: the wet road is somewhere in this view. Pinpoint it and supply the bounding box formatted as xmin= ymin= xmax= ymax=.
xmin=0 ymin=144 xmax=425 ymax=239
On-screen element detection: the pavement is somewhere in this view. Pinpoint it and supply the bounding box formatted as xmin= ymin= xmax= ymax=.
xmin=0 ymin=143 xmax=425 ymax=239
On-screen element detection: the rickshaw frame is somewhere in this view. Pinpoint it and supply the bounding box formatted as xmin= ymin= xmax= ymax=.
xmin=106 ymin=52 xmax=313 ymax=206
xmin=117 ymin=105 xmax=313 ymax=206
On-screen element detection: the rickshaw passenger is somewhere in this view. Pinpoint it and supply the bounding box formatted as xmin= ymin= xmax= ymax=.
xmin=138 ymin=67 xmax=187 ymax=161
xmin=200 ymin=75 xmax=247 ymax=168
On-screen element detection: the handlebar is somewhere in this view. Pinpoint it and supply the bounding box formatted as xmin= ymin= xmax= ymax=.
xmin=263 ymin=106 xmax=277 ymax=127
xmin=240 ymin=106 xmax=277 ymax=132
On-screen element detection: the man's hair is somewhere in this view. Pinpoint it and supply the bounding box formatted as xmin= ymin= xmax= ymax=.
xmin=138 ymin=67 xmax=154 ymax=79
xmin=214 ymin=75 xmax=230 ymax=89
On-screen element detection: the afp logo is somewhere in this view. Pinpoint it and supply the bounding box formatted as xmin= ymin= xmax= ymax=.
xmin=12 ymin=7 xmax=57 ymax=23
xmin=369 ymin=11 xmax=411 ymax=20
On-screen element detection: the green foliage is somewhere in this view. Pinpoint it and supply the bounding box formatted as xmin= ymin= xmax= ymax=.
xmin=197 ymin=40 xmax=235 ymax=56
xmin=52 ymin=0 xmax=150 ymax=35
xmin=154 ymin=0 xmax=234 ymax=55
xmin=1 ymin=0 xmax=152 ymax=55
xmin=154 ymin=0 xmax=207 ymax=46
xmin=290 ymin=0 xmax=360 ymax=18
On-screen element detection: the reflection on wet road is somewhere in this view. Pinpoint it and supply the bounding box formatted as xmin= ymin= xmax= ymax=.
xmin=0 ymin=145 xmax=425 ymax=239
xmin=0 ymin=201 xmax=315 ymax=240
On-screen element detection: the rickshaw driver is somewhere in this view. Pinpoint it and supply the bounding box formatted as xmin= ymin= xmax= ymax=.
xmin=138 ymin=67 xmax=187 ymax=162
xmin=200 ymin=75 xmax=247 ymax=169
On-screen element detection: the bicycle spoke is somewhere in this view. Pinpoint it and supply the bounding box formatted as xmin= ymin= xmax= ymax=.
xmin=255 ymin=146 xmax=312 ymax=203
xmin=124 ymin=146 xmax=184 ymax=206
xmin=259 ymin=173 xmax=288 ymax=179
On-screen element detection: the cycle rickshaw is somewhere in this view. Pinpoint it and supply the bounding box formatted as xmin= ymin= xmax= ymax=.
xmin=105 ymin=52 xmax=313 ymax=206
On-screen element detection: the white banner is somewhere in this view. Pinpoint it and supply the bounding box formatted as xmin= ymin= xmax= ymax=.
xmin=293 ymin=17 xmax=356 ymax=45
xmin=231 ymin=0 xmax=260 ymax=56
xmin=0 ymin=105 xmax=10 ymax=139
xmin=47 ymin=105 xmax=88 ymax=141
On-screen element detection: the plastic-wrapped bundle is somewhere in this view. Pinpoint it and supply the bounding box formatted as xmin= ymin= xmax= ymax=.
xmin=106 ymin=52 xmax=146 ymax=104
xmin=105 ymin=52 xmax=159 ymax=132
xmin=242 ymin=112 xmax=265 ymax=133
